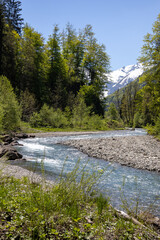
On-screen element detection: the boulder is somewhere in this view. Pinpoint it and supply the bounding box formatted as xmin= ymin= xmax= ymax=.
xmin=10 ymin=141 xmax=23 ymax=146
xmin=0 ymin=146 xmax=22 ymax=160
xmin=28 ymin=134 xmax=35 ymax=138
xmin=15 ymin=133 xmax=28 ymax=139
xmin=0 ymin=135 xmax=13 ymax=144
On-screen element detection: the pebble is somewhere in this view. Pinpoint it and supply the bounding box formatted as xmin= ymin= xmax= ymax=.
xmin=63 ymin=135 xmax=160 ymax=172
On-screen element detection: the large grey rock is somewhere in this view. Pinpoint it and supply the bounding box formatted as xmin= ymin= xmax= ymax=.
xmin=15 ymin=133 xmax=28 ymax=139
xmin=0 ymin=135 xmax=13 ymax=144
xmin=0 ymin=146 xmax=22 ymax=160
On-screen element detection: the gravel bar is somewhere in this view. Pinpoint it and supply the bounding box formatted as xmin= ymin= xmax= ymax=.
xmin=63 ymin=135 xmax=160 ymax=172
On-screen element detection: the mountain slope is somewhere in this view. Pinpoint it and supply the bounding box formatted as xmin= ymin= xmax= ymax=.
xmin=104 ymin=63 xmax=144 ymax=96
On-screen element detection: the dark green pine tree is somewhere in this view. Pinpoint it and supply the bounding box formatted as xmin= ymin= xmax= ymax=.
xmin=46 ymin=25 xmax=68 ymax=108
xmin=0 ymin=0 xmax=23 ymax=89
xmin=0 ymin=2 xmax=5 ymax=75
xmin=3 ymin=0 xmax=23 ymax=34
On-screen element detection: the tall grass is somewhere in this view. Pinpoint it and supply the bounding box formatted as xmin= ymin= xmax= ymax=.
xmin=0 ymin=160 xmax=159 ymax=239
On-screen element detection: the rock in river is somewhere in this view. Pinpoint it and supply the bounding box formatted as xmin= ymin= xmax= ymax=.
xmin=0 ymin=146 xmax=23 ymax=160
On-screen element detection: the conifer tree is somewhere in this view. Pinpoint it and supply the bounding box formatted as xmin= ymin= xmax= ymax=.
xmin=0 ymin=0 xmax=22 ymax=87
xmin=46 ymin=25 xmax=68 ymax=108
xmin=2 ymin=0 xmax=23 ymax=34
xmin=0 ymin=2 xmax=5 ymax=75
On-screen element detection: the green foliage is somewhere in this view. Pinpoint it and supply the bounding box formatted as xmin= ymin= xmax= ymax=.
xmin=96 ymin=193 xmax=109 ymax=215
xmin=82 ymin=25 xmax=110 ymax=92
xmin=105 ymin=119 xmax=124 ymax=129
xmin=137 ymin=13 xmax=160 ymax=127
xmin=30 ymin=104 xmax=69 ymax=128
xmin=2 ymin=0 xmax=23 ymax=34
xmin=29 ymin=112 xmax=43 ymax=128
xmin=104 ymin=102 xmax=124 ymax=129
xmin=79 ymin=84 xmax=105 ymax=115
xmin=0 ymin=12 xmax=110 ymax=118
xmin=20 ymin=89 xmax=37 ymax=122
xmin=154 ymin=115 xmax=160 ymax=135
xmin=71 ymin=95 xmax=90 ymax=129
xmin=46 ymin=25 xmax=69 ymax=108
xmin=106 ymin=80 xmax=142 ymax=127
xmin=147 ymin=114 xmax=160 ymax=137
xmin=106 ymin=102 xmax=120 ymax=121
xmin=120 ymin=82 xmax=139 ymax=126
xmin=17 ymin=24 xmax=46 ymax=102
xmin=50 ymin=108 xmax=69 ymax=128
xmin=30 ymin=101 xmax=115 ymax=131
xmin=0 ymin=3 xmax=6 ymax=76
xmin=0 ymin=24 xmax=20 ymax=88
xmin=133 ymin=112 xmax=143 ymax=128
xmin=0 ymin=75 xmax=21 ymax=131
xmin=0 ymin=161 xmax=158 ymax=239
xmin=87 ymin=114 xmax=107 ymax=130
xmin=62 ymin=23 xmax=85 ymax=93
xmin=138 ymin=13 xmax=160 ymax=68
xmin=1 ymin=0 xmax=111 ymax=123
xmin=0 ymin=1 xmax=23 ymax=89
xmin=0 ymin=104 xmax=4 ymax=132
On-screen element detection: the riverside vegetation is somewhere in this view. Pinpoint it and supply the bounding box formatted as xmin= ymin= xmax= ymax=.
xmin=0 ymin=160 xmax=160 ymax=240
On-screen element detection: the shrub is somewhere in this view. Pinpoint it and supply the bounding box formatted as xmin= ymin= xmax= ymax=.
xmin=0 ymin=105 xmax=4 ymax=132
xmin=106 ymin=119 xmax=124 ymax=129
xmin=20 ymin=89 xmax=37 ymax=122
xmin=30 ymin=104 xmax=69 ymax=128
xmin=106 ymin=103 xmax=120 ymax=121
xmin=87 ymin=114 xmax=107 ymax=130
xmin=153 ymin=115 xmax=160 ymax=135
xmin=0 ymin=76 xmax=21 ymax=131
xmin=133 ymin=112 xmax=143 ymax=128
xmin=39 ymin=104 xmax=53 ymax=127
xmin=71 ymin=96 xmax=90 ymax=128
xmin=30 ymin=112 xmax=42 ymax=128
xmin=49 ymin=108 xmax=69 ymax=128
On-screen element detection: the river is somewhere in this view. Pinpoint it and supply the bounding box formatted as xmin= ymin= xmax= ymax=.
xmin=15 ymin=129 xmax=160 ymax=216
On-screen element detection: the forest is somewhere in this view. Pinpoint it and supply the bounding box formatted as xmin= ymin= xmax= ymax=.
xmin=0 ymin=0 xmax=160 ymax=135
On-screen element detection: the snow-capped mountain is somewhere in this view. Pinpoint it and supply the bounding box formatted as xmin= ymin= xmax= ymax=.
xmin=104 ymin=63 xmax=144 ymax=96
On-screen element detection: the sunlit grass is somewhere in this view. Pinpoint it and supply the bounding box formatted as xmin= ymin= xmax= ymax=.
xmin=0 ymin=160 xmax=159 ymax=239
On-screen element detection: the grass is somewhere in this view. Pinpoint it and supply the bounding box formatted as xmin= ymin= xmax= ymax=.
xmin=0 ymin=160 xmax=159 ymax=240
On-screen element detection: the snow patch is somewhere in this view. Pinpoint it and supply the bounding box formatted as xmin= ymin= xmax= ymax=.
xmin=104 ymin=63 xmax=144 ymax=96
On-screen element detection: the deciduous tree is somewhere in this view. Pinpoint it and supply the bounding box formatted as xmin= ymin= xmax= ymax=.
xmin=0 ymin=76 xmax=21 ymax=131
xmin=138 ymin=13 xmax=160 ymax=124
xmin=17 ymin=25 xmax=45 ymax=102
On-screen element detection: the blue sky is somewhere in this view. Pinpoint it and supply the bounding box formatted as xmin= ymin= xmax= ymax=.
xmin=21 ymin=0 xmax=160 ymax=70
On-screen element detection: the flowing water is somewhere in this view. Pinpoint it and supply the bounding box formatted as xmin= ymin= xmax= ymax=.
xmin=15 ymin=129 xmax=160 ymax=216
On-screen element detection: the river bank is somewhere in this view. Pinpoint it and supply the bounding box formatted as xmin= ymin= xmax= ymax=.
xmin=1 ymin=131 xmax=160 ymax=176
xmin=63 ymin=135 xmax=160 ymax=172
xmin=1 ymin=159 xmax=159 ymax=240
xmin=0 ymin=131 xmax=160 ymax=234
xmin=0 ymin=161 xmax=45 ymax=182
xmin=0 ymin=131 xmax=107 ymax=182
